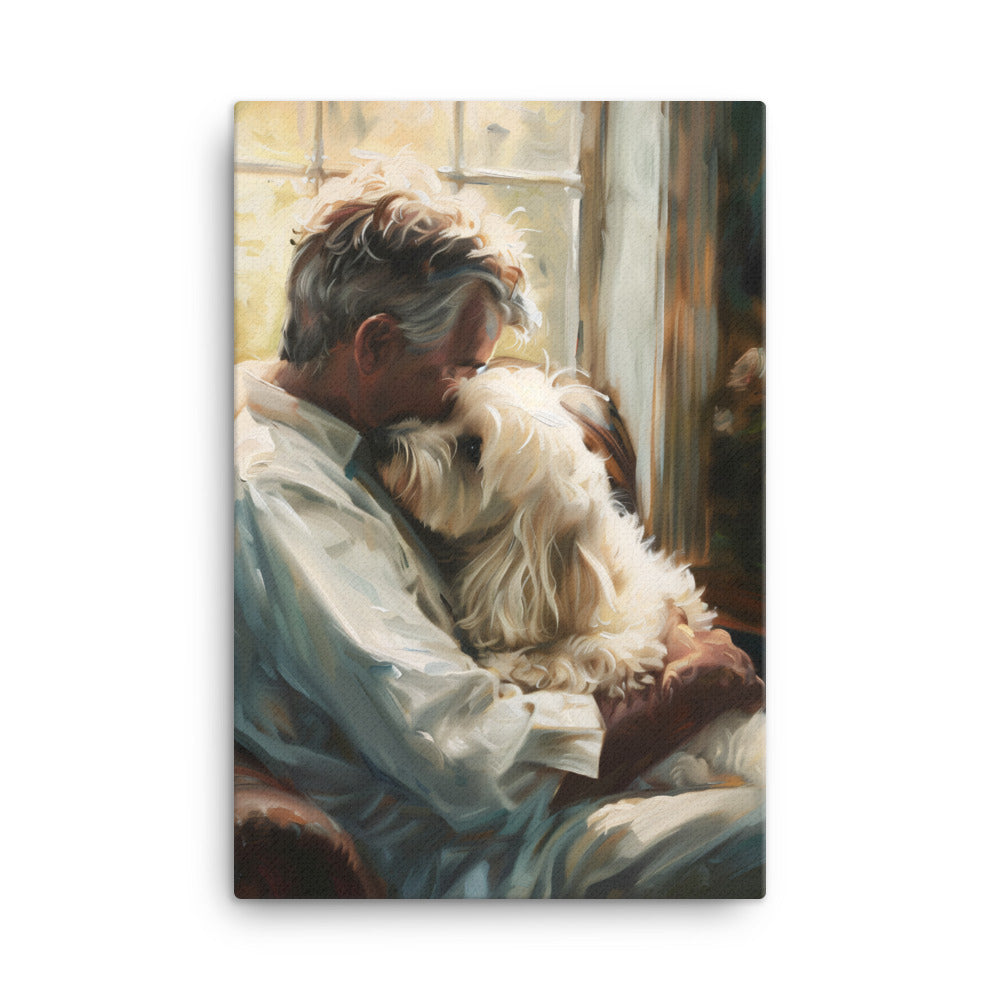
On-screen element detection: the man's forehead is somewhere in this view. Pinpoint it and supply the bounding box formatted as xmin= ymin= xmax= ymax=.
xmin=457 ymin=295 xmax=502 ymax=342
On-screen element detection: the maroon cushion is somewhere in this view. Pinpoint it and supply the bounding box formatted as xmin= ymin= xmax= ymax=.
xmin=234 ymin=748 xmax=385 ymax=899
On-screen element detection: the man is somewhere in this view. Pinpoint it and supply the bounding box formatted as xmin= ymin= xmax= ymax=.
xmin=235 ymin=156 xmax=764 ymax=897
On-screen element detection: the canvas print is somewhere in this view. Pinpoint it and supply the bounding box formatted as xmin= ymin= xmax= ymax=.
xmin=233 ymin=101 xmax=765 ymax=898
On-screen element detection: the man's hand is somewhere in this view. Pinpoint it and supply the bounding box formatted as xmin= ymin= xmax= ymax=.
xmin=553 ymin=611 xmax=764 ymax=808
xmin=660 ymin=608 xmax=761 ymax=702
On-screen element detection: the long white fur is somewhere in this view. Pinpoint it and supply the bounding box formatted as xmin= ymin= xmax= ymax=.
xmin=376 ymin=366 xmax=716 ymax=700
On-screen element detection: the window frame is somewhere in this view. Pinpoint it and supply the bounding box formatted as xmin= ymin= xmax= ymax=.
xmin=235 ymin=101 xmax=589 ymax=370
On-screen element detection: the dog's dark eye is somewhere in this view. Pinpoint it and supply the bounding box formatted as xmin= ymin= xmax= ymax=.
xmin=457 ymin=435 xmax=482 ymax=466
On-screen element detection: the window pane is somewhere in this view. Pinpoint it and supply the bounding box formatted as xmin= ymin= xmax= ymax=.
xmin=322 ymin=101 xmax=454 ymax=172
xmin=235 ymin=102 xmax=317 ymax=168
xmin=234 ymin=172 xmax=314 ymax=362
xmin=462 ymin=102 xmax=582 ymax=175
xmin=479 ymin=182 xmax=581 ymax=368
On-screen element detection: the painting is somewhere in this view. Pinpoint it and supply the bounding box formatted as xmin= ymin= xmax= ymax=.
xmin=234 ymin=101 xmax=766 ymax=898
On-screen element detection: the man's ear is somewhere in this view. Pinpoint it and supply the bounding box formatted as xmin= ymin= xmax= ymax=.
xmin=355 ymin=314 xmax=404 ymax=375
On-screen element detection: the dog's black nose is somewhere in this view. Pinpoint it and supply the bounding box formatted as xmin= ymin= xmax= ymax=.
xmin=366 ymin=426 xmax=396 ymax=464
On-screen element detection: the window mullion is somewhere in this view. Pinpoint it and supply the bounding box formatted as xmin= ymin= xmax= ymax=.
xmin=453 ymin=101 xmax=465 ymax=188
xmin=306 ymin=101 xmax=325 ymax=194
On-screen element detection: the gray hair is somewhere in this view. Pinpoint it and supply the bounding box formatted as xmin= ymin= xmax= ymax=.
xmin=280 ymin=189 xmax=535 ymax=370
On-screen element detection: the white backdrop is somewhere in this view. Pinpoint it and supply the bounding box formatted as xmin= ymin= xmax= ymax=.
xmin=4 ymin=3 xmax=997 ymax=996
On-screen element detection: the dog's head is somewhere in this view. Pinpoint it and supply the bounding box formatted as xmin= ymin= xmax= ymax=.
xmin=372 ymin=366 xmax=624 ymax=650
xmin=373 ymin=366 xmax=611 ymax=536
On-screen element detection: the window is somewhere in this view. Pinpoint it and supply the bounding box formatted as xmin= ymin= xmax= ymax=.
xmin=234 ymin=101 xmax=588 ymax=368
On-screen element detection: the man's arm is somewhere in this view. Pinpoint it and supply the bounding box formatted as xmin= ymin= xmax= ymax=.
xmin=236 ymin=465 xmax=606 ymax=832
xmin=552 ymin=610 xmax=764 ymax=807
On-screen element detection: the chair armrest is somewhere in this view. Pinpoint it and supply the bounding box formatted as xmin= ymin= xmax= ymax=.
xmin=234 ymin=748 xmax=386 ymax=898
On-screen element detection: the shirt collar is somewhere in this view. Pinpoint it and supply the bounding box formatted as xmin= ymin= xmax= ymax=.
xmin=235 ymin=360 xmax=363 ymax=466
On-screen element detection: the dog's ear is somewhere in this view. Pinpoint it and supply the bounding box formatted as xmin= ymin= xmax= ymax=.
xmin=456 ymin=489 xmax=612 ymax=650
xmin=561 ymin=537 xmax=618 ymax=632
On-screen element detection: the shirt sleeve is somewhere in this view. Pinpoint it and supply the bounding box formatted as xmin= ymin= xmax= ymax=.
xmin=235 ymin=464 xmax=605 ymax=833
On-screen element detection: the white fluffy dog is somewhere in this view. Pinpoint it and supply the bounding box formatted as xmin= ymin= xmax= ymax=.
xmin=374 ymin=365 xmax=717 ymax=700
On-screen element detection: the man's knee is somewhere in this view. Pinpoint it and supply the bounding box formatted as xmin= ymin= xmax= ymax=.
xmin=557 ymin=786 xmax=764 ymax=897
